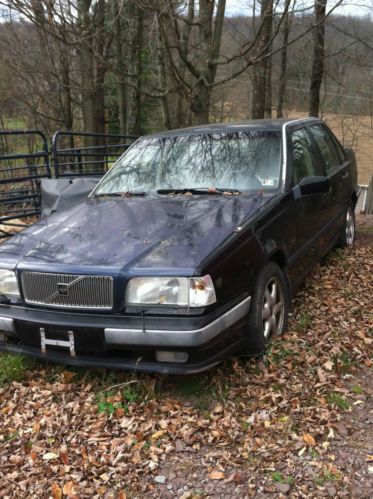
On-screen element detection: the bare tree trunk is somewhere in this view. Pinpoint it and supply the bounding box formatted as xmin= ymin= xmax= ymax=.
xmin=264 ymin=43 xmax=272 ymax=118
xmin=77 ymin=0 xmax=95 ymax=137
xmin=132 ymin=6 xmax=144 ymax=135
xmin=112 ymin=0 xmax=127 ymax=135
xmin=251 ymin=0 xmax=274 ymax=119
xmin=309 ymin=0 xmax=327 ymax=117
xmin=94 ymin=0 xmax=106 ymax=135
xmin=176 ymin=0 xmax=195 ymax=128
xmin=252 ymin=65 xmax=266 ymax=119
xmin=190 ymin=82 xmax=211 ymax=125
xmin=157 ymin=0 xmax=225 ymax=126
xmin=59 ymin=47 xmax=73 ymax=131
xmin=125 ymin=1 xmax=137 ymax=134
xmin=157 ymin=31 xmax=172 ymax=129
xmin=190 ymin=0 xmax=226 ymax=125
xmin=277 ymin=11 xmax=291 ymax=118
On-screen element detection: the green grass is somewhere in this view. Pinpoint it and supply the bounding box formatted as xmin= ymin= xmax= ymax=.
xmin=269 ymin=471 xmax=294 ymax=484
xmin=97 ymin=400 xmax=123 ymax=416
xmin=327 ymin=392 xmax=350 ymax=410
xmin=96 ymin=382 xmax=144 ymax=415
xmin=161 ymin=373 xmax=219 ymax=413
xmin=0 ymin=353 xmax=35 ymax=386
xmin=171 ymin=375 xmax=210 ymax=398
xmin=333 ymin=350 xmax=357 ymax=373
xmin=269 ymin=341 xmax=298 ymax=364
xmin=351 ymin=385 xmax=364 ymax=394
xmin=296 ymin=312 xmax=313 ymax=332
xmin=3 ymin=431 xmax=19 ymax=443
xmin=315 ymin=469 xmax=342 ymax=486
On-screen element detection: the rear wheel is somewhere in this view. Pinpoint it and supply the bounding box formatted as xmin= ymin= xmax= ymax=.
xmin=338 ymin=206 xmax=355 ymax=248
xmin=246 ymin=262 xmax=290 ymax=355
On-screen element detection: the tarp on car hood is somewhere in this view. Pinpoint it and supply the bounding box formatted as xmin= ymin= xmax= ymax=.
xmin=40 ymin=178 xmax=100 ymax=216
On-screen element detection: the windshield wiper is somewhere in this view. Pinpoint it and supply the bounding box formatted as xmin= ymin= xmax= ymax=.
xmin=157 ymin=187 xmax=241 ymax=195
xmin=94 ymin=191 xmax=146 ymax=198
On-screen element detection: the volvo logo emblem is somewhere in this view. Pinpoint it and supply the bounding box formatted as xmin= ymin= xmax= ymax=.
xmin=44 ymin=276 xmax=85 ymax=303
xmin=57 ymin=283 xmax=69 ymax=296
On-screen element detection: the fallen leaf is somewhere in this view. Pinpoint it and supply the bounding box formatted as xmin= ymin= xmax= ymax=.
xmin=317 ymin=368 xmax=326 ymax=383
xmin=51 ymin=483 xmax=62 ymax=499
xmin=151 ymin=430 xmax=166 ymax=440
xmin=60 ymin=446 xmax=69 ymax=465
xmin=213 ymin=403 xmax=224 ymax=413
xmin=62 ymin=371 xmax=76 ymax=383
xmin=209 ymin=470 xmax=225 ymax=480
xmin=323 ymin=360 xmax=334 ymax=371
xmin=62 ymin=481 xmax=78 ymax=499
xmin=42 ymin=452 xmax=59 ymax=461
xmin=303 ymin=433 xmax=316 ymax=446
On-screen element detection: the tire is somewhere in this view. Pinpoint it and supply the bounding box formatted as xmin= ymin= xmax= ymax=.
xmin=246 ymin=262 xmax=290 ymax=355
xmin=337 ymin=205 xmax=355 ymax=248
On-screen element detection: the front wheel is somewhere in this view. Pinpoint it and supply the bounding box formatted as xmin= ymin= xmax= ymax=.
xmin=246 ymin=262 xmax=290 ymax=355
xmin=338 ymin=205 xmax=355 ymax=248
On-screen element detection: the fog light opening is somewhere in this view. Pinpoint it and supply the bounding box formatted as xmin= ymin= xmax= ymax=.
xmin=155 ymin=351 xmax=189 ymax=363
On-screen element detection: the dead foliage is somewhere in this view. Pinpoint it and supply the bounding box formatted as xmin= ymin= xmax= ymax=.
xmin=0 ymin=217 xmax=372 ymax=498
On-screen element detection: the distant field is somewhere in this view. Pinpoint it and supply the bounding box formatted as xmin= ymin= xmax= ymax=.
xmin=324 ymin=114 xmax=373 ymax=185
xmin=0 ymin=117 xmax=27 ymax=130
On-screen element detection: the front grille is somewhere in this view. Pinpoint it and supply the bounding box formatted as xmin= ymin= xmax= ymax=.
xmin=21 ymin=272 xmax=113 ymax=310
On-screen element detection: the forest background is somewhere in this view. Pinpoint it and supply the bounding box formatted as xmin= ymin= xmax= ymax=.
xmin=0 ymin=0 xmax=372 ymax=183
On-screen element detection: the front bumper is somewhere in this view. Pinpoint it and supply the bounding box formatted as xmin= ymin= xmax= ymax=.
xmin=0 ymin=296 xmax=251 ymax=373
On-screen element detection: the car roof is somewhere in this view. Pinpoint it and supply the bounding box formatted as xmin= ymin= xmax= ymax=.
xmin=144 ymin=117 xmax=322 ymax=139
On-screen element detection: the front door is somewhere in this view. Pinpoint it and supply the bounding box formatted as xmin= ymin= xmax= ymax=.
xmin=288 ymin=127 xmax=332 ymax=283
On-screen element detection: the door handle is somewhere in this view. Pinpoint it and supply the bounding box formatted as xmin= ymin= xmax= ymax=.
xmin=342 ymin=172 xmax=349 ymax=180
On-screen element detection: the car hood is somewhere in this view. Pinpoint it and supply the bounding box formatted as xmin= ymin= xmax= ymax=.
xmin=1 ymin=194 xmax=274 ymax=273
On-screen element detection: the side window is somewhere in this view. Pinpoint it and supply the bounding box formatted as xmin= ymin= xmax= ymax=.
xmin=309 ymin=124 xmax=341 ymax=174
xmin=291 ymin=128 xmax=320 ymax=185
xmin=328 ymin=128 xmax=346 ymax=163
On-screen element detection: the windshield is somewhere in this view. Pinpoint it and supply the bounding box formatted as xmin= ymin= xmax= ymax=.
xmin=93 ymin=130 xmax=282 ymax=195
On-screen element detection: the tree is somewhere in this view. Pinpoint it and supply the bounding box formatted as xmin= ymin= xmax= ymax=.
xmin=277 ymin=9 xmax=292 ymax=118
xmin=309 ymin=0 xmax=327 ymax=117
xmin=156 ymin=0 xmax=227 ymax=125
xmin=251 ymin=0 xmax=274 ymax=119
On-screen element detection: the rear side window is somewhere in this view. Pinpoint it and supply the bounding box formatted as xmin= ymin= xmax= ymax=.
xmin=291 ymin=128 xmax=321 ymax=184
xmin=308 ymin=124 xmax=341 ymax=174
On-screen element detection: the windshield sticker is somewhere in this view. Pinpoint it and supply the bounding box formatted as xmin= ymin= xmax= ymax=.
xmin=262 ymin=178 xmax=275 ymax=186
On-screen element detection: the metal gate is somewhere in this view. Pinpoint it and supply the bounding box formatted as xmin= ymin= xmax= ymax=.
xmin=0 ymin=130 xmax=139 ymax=237
xmin=0 ymin=130 xmax=51 ymax=238
xmin=52 ymin=131 xmax=138 ymax=178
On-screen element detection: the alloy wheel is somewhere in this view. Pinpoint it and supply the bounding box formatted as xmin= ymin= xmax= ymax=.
xmin=262 ymin=277 xmax=285 ymax=340
xmin=346 ymin=207 xmax=355 ymax=246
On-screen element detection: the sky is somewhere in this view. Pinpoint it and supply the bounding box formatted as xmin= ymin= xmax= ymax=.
xmin=226 ymin=0 xmax=373 ymax=18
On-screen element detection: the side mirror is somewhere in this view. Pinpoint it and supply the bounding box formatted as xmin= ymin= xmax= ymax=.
xmin=344 ymin=147 xmax=354 ymax=161
xmin=293 ymin=176 xmax=330 ymax=198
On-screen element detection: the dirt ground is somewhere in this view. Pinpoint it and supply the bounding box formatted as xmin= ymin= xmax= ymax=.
xmin=0 ymin=217 xmax=372 ymax=499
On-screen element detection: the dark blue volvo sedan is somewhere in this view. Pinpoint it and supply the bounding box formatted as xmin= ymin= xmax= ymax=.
xmin=0 ymin=118 xmax=358 ymax=373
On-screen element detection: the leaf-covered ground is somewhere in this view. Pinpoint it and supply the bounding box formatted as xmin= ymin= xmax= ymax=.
xmin=0 ymin=215 xmax=372 ymax=498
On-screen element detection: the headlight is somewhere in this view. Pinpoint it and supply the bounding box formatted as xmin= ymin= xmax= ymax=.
xmin=126 ymin=275 xmax=216 ymax=307
xmin=0 ymin=269 xmax=20 ymax=297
